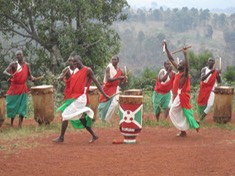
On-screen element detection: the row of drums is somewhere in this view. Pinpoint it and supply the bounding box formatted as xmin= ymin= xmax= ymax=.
xmin=0 ymin=85 xmax=234 ymax=127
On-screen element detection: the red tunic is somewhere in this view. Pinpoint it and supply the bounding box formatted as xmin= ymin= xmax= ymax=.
xmin=6 ymin=63 xmax=29 ymax=95
xmin=197 ymin=69 xmax=217 ymax=106
xmin=154 ymin=71 xmax=175 ymax=94
xmin=173 ymin=72 xmax=191 ymax=109
xmin=99 ymin=68 xmax=122 ymax=103
xmin=66 ymin=67 xmax=91 ymax=104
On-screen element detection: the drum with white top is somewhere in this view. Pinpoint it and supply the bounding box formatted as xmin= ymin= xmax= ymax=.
xmin=31 ymin=85 xmax=54 ymax=125
xmin=119 ymin=95 xmax=143 ymax=144
xmin=213 ymin=86 xmax=234 ymax=123
xmin=88 ymin=86 xmax=99 ymax=121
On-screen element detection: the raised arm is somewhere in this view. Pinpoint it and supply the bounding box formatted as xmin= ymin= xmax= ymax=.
xmin=183 ymin=47 xmax=189 ymax=77
xmin=164 ymin=42 xmax=178 ymax=69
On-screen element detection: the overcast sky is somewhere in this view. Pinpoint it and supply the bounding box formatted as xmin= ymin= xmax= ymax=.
xmin=127 ymin=0 xmax=235 ymax=10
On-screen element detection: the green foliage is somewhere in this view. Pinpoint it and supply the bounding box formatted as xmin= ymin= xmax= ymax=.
xmin=129 ymin=67 xmax=157 ymax=91
xmin=0 ymin=0 xmax=129 ymax=75
xmin=222 ymin=66 xmax=235 ymax=83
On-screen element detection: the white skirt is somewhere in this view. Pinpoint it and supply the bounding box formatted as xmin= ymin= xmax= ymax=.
xmin=169 ymin=94 xmax=189 ymax=131
xmin=62 ymin=94 xmax=94 ymax=121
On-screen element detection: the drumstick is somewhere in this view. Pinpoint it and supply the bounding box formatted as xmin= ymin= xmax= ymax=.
xmin=171 ymin=46 xmax=192 ymax=55
xmin=213 ymin=59 xmax=218 ymax=70
xmin=219 ymin=57 xmax=222 ymax=70
xmin=34 ymin=75 xmax=45 ymax=81
xmin=124 ymin=66 xmax=128 ymax=83
xmin=162 ymin=42 xmax=166 ymax=54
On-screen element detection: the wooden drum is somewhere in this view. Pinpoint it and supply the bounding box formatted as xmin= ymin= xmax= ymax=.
xmin=123 ymin=89 xmax=143 ymax=96
xmin=119 ymin=95 xmax=143 ymax=144
xmin=213 ymin=86 xmax=234 ymax=123
xmin=88 ymin=86 xmax=99 ymax=121
xmin=0 ymin=96 xmax=5 ymax=128
xmin=31 ymin=85 xmax=54 ymax=125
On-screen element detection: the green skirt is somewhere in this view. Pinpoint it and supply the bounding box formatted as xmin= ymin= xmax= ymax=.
xmin=6 ymin=93 xmax=28 ymax=118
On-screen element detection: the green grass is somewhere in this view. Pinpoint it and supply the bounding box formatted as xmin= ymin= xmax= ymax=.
xmin=1 ymin=90 xmax=235 ymax=152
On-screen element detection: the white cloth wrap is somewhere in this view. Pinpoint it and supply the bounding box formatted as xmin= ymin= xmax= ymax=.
xmin=62 ymin=94 xmax=94 ymax=121
xmin=169 ymin=94 xmax=189 ymax=131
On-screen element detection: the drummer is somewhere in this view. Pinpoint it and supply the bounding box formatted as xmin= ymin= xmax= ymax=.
xmin=98 ymin=55 xmax=127 ymax=122
xmin=57 ymin=52 xmax=78 ymax=100
xmin=3 ymin=50 xmax=36 ymax=128
xmin=53 ymin=55 xmax=110 ymax=143
xmin=197 ymin=57 xmax=221 ymax=121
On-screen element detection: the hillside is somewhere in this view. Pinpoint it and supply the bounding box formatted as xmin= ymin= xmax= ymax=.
xmin=114 ymin=10 xmax=235 ymax=75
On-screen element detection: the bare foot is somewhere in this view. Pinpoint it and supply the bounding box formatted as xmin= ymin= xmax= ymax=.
xmin=196 ymin=120 xmax=200 ymax=133
xmin=176 ymin=131 xmax=187 ymax=137
xmin=89 ymin=136 xmax=98 ymax=143
xmin=52 ymin=137 xmax=64 ymax=143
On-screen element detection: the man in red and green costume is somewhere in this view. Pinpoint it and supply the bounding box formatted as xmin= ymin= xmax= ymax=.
xmin=3 ymin=50 xmax=35 ymax=128
xmin=53 ymin=55 xmax=110 ymax=143
xmin=98 ymin=56 xmax=126 ymax=121
xmin=57 ymin=52 xmax=78 ymax=100
xmin=197 ymin=58 xmax=221 ymax=121
xmin=152 ymin=60 xmax=175 ymax=121
xmin=164 ymin=42 xmax=199 ymax=137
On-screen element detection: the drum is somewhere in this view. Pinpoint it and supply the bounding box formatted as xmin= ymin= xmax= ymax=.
xmin=31 ymin=85 xmax=54 ymax=125
xmin=88 ymin=86 xmax=99 ymax=121
xmin=213 ymin=86 xmax=234 ymax=123
xmin=119 ymin=95 xmax=143 ymax=144
xmin=0 ymin=97 xmax=5 ymax=128
xmin=123 ymin=89 xmax=143 ymax=96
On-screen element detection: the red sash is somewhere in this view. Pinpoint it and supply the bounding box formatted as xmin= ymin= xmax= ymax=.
xmin=197 ymin=69 xmax=217 ymax=106
xmin=7 ymin=64 xmax=29 ymax=95
xmin=173 ymin=72 xmax=191 ymax=109
xmin=155 ymin=72 xmax=175 ymax=94
xmin=63 ymin=77 xmax=71 ymax=100
xmin=67 ymin=67 xmax=91 ymax=100
xmin=99 ymin=68 xmax=122 ymax=103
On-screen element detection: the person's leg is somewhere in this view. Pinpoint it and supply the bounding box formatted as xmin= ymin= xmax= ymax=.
xmin=155 ymin=113 xmax=160 ymax=122
xmin=80 ymin=116 xmax=98 ymax=143
xmin=19 ymin=115 xmax=24 ymax=128
xmin=200 ymin=92 xmax=215 ymax=121
xmin=10 ymin=118 xmax=14 ymax=127
xmin=163 ymin=108 xmax=170 ymax=119
xmin=53 ymin=120 xmax=68 ymax=142
xmin=152 ymin=92 xmax=161 ymax=121
xmin=161 ymin=92 xmax=171 ymax=119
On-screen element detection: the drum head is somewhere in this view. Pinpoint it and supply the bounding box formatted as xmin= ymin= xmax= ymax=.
xmin=89 ymin=86 xmax=97 ymax=91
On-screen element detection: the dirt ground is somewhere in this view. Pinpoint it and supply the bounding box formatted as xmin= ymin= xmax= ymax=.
xmin=1 ymin=113 xmax=235 ymax=176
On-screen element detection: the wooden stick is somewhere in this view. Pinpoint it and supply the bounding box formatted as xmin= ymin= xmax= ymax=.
xmin=219 ymin=57 xmax=222 ymax=70
xmin=213 ymin=59 xmax=218 ymax=70
xmin=34 ymin=75 xmax=45 ymax=81
xmin=171 ymin=46 xmax=192 ymax=55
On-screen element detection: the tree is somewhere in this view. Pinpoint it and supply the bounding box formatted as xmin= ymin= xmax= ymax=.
xmin=0 ymin=0 xmax=129 ymax=74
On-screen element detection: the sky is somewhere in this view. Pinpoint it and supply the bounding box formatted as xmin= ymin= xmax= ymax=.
xmin=127 ymin=0 xmax=235 ymax=10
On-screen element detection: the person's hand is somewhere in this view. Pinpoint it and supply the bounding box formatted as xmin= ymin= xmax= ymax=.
xmin=105 ymin=95 xmax=111 ymax=100
xmin=167 ymin=65 xmax=172 ymax=72
xmin=31 ymin=76 xmax=36 ymax=82
xmin=163 ymin=40 xmax=167 ymax=48
xmin=210 ymin=69 xmax=215 ymax=74
xmin=183 ymin=47 xmax=188 ymax=54
xmin=119 ymin=76 xmax=125 ymax=80
xmin=217 ymin=69 xmax=222 ymax=74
